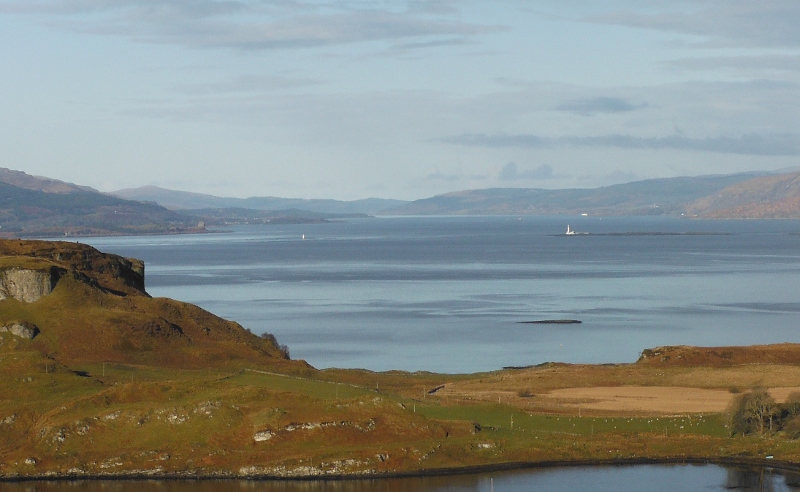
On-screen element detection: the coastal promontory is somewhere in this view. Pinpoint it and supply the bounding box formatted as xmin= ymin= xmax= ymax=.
xmin=4 ymin=239 xmax=800 ymax=478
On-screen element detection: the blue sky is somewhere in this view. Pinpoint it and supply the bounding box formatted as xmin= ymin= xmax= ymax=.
xmin=1 ymin=0 xmax=798 ymax=200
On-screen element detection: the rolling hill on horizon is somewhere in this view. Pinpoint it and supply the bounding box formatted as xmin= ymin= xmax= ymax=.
xmin=379 ymin=173 xmax=754 ymax=216
xmin=112 ymin=185 xmax=409 ymax=216
xmin=4 ymin=167 xmax=800 ymax=238
xmin=685 ymin=171 xmax=800 ymax=218
xmin=0 ymin=169 xmax=202 ymax=237
xmin=116 ymin=171 xmax=800 ymax=219
xmin=0 ymin=169 xmax=383 ymax=237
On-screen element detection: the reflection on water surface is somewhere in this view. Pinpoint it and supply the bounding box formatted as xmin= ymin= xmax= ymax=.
xmin=3 ymin=466 xmax=800 ymax=492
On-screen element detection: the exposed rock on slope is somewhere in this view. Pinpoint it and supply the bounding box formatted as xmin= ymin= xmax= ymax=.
xmin=0 ymin=240 xmax=144 ymax=296
xmin=0 ymin=268 xmax=58 ymax=302
xmin=0 ymin=321 xmax=38 ymax=339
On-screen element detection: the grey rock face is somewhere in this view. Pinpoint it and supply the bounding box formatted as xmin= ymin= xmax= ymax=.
xmin=0 ymin=268 xmax=57 ymax=303
xmin=0 ymin=321 xmax=39 ymax=339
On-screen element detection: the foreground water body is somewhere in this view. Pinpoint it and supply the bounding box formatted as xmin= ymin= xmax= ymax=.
xmin=83 ymin=216 xmax=800 ymax=373
xmin=3 ymin=465 xmax=800 ymax=491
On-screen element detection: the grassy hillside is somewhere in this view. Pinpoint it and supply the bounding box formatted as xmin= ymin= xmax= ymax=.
xmin=380 ymin=173 xmax=767 ymax=216
xmin=0 ymin=240 xmax=293 ymax=369
xmin=687 ymin=171 xmax=800 ymax=218
xmin=4 ymin=239 xmax=800 ymax=478
xmin=0 ymin=171 xmax=201 ymax=237
xmin=0 ymin=168 xmax=95 ymax=194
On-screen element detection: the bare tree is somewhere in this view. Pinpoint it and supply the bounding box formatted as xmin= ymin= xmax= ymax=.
xmin=727 ymin=393 xmax=750 ymax=437
xmin=744 ymin=389 xmax=777 ymax=436
xmin=785 ymin=391 xmax=800 ymax=417
xmin=728 ymin=389 xmax=779 ymax=437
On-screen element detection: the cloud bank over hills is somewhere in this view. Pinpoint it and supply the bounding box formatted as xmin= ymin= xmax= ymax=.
xmin=1 ymin=1 xmax=798 ymax=199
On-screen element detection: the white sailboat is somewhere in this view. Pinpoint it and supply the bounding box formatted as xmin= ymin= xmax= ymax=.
xmin=566 ymin=225 xmax=576 ymax=235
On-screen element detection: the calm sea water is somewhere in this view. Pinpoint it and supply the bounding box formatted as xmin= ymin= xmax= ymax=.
xmin=82 ymin=216 xmax=800 ymax=373
xmin=2 ymin=465 xmax=799 ymax=491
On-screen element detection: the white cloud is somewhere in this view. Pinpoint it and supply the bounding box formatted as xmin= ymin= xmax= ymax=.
xmin=440 ymin=132 xmax=800 ymax=156
xmin=578 ymin=169 xmax=641 ymax=187
xmin=0 ymin=0 xmax=502 ymax=51
xmin=665 ymin=54 xmax=800 ymax=74
xmin=2 ymin=1 xmax=798 ymax=199
xmin=555 ymin=97 xmax=648 ymax=116
xmin=590 ymin=0 xmax=800 ymax=48
xmin=171 ymin=74 xmax=323 ymax=95
xmin=498 ymin=162 xmax=559 ymax=181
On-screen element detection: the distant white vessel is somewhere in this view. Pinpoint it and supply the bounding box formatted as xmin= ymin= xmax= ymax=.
xmin=566 ymin=225 xmax=576 ymax=235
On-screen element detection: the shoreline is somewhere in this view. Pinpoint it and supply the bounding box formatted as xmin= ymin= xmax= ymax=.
xmin=3 ymin=456 xmax=798 ymax=482
xmin=5 ymin=238 xmax=800 ymax=483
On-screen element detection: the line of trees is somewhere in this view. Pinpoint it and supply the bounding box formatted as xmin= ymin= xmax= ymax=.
xmin=728 ymin=389 xmax=800 ymax=437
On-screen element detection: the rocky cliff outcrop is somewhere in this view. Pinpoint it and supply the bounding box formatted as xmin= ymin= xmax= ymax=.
xmin=0 ymin=240 xmax=145 ymax=296
xmin=0 ymin=238 xmax=294 ymax=369
xmin=0 ymin=267 xmax=59 ymax=302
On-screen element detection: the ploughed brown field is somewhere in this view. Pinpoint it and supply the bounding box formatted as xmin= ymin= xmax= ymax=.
xmin=545 ymin=386 xmax=800 ymax=414
xmin=432 ymin=351 xmax=800 ymax=415
xmin=438 ymin=383 xmax=800 ymax=414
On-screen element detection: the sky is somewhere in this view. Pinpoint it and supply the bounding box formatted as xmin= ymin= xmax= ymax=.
xmin=1 ymin=0 xmax=799 ymax=200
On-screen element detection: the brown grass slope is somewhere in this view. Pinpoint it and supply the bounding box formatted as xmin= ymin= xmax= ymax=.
xmin=687 ymin=171 xmax=800 ymax=218
xmin=7 ymin=240 xmax=800 ymax=477
xmin=0 ymin=239 xmax=296 ymax=370
xmin=638 ymin=344 xmax=800 ymax=367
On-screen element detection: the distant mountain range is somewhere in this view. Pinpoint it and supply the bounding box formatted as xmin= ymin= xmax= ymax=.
xmin=3 ymin=167 xmax=800 ymax=237
xmin=685 ymin=171 xmax=800 ymax=218
xmin=0 ymin=169 xmax=399 ymax=237
xmin=0 ymin=168 xmax=200 ymax=237
xmin=381 ymin=171 xmax=800 ymax=218
xmin=112 ymin=185 xmax=408 ymax=215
